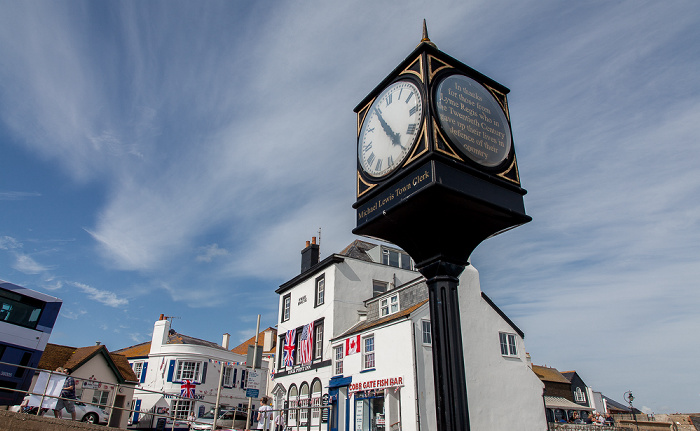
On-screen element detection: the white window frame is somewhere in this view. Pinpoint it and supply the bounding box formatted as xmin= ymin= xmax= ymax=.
xmin=222 ymin=365 xmax=234 ymax=387
xmin=380 ymin=294 xmax=399 ymax=317
xmin=334 ymin=345 xmax=344 ymax=375
xmin=499 ymin=332 xmax=518 ymax=357
xmin=421 ymin=320 xmax=432 ymax=345
xmin=314 ymin=323 xmax=324 ymax=359
xmin=299 ymin=384 xmax=309 ymax=422
xmin=282 ymin=294 xmax=291 ymax=322
xmin=362 ymin=335 xmax=375 ymax=370
xmin=133 ymin=361 xmax=144 ymax=381
xmin=315 ymin=275 xmax=325 ymax=307
xmin=574 ymin=387 xmax=586 ymax=403
xmin=173 ymin=399 xmax=194 ymax=419
xmin=381 ymin=247 xmax=413 ymax=270
xmin=311 ymin=380 xmax=322 ymax=420
xmin=92 ymin=389 xmax=110 ymax=407
xmin=175 ymin=360 xmax=203 ymax=382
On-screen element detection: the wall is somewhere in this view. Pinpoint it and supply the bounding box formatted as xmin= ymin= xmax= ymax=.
xmin=0 ymin=410 xmax=106 ymax=431
xmin=458 ymin=265 xmax=548 ymax=431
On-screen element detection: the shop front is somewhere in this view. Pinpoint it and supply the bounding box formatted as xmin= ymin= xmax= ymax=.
xmin=349 ymin=377 xmax=403 ymax=431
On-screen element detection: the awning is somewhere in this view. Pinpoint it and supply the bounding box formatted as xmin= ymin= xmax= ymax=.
xmin=544 ymin=396 xmax=594 ymax=411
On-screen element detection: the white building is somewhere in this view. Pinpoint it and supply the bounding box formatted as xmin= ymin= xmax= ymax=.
xmin=272 ymin=239 xmax=546 ymax=431
xmin=115 ymin=315 xmax=269 ymax=428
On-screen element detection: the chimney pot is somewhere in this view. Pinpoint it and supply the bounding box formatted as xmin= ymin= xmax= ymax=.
xmin=159 ymin=313 xmax=165 ymax=321
xmin=312 ymin=237 xmax=317 ymax=245
xmin=306 ymin=241 xmax=310 ymax=247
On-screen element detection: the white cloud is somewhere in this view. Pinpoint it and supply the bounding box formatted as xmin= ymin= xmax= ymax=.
xmin=0 ymin=192 xmax=41 ymax=201
xmin=195 ymin=244 xmax=229 ymax=263
xmin=13 ymin=254 xmax=50 ymax=274
xmin=0 ymin=236 xmax=22 ymax=249
xmin=70 ymin=281 xmax=128 ymax=308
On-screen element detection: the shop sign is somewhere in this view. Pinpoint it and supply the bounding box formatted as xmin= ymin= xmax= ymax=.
xmin=349 ymin=376 xmax=403 ymax=393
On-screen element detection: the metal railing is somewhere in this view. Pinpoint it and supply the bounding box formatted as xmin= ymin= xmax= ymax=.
xmin=0 ymin=360 xmax=336 ymax=430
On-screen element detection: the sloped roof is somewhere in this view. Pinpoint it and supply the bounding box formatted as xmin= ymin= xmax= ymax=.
xmin=113 ymin=341 xmax=151 ymax=358
xmin=338 ymin=300 xmax=429 ymax=339
xmin=339 ymin=240 xmax=377 ymax=262
xmin=231 ymin=327 xmax=277 ymax=355
xmin=39 ymin=343 xmax=138 ymax=383
xmin=532 ymin=365 xmax=571 ymax=384
xmin=544 ymin=396 xmax=594 ymax=411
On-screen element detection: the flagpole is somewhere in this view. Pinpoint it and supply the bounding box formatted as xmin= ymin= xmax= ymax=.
xmin=245 ymin=314 xmax=261 ymax=431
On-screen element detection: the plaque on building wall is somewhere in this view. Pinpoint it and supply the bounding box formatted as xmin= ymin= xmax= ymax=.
xmin=435 ymin=74 xmax=511 ymax=167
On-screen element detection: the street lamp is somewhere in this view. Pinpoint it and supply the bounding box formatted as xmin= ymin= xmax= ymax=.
xmin=624 ymin=391 xmax=638 ymax=431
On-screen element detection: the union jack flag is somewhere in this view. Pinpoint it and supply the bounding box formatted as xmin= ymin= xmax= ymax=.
xmin=299 ymin=321 xmax=314 ymax=364
xmin=180 ymin=379 xmax=196 ymax=398
xmin=283 ymin=329 xmax=296 ymax=367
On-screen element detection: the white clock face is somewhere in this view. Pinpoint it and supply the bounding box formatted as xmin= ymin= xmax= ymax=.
xmin=358 ymin=81 xmax=423 ymax=178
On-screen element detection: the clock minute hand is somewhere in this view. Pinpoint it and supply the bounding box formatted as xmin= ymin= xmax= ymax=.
xmin=375 ymin=109 xmax=404 ymax=149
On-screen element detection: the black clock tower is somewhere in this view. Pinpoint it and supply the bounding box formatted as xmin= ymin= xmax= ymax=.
xmin=353 ymin=22 xmax=531 ymax=431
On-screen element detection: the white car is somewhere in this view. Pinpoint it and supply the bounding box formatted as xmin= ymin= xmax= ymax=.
xmin=11 ymin=398 xmax=109 ymax=424
xmin=190 ymin=409 xmax=249 ymax=430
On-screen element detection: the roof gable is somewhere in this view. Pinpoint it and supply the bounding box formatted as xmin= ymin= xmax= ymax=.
xmin=532 ymin=365 xmax=571 ymax=384
xmin=39 ymin=343 xmax=138 ymax=384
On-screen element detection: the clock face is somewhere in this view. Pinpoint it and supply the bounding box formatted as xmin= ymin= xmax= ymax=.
xmin=358 ymin=81 xmax=423 ymax=178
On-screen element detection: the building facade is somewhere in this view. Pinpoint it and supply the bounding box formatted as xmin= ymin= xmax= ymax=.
xmin=273 ymin=239 xmax=546 ymax=431
xmin=115 ymin=315 xmax=269 ymax=429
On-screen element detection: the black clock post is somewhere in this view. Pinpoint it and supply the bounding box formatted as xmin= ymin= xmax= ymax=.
xmin=353 ymin=23 xmax=531 ymax=431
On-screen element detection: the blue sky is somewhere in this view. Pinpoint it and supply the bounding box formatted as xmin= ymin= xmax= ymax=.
xmin=1 ymin=0 xmax=699 ymax=414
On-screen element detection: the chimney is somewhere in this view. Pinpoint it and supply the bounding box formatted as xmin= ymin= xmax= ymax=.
xmin=301 ymin=237 xmax=320 ymax=273
xmin=222 ymin=333 xmax=231 ymax=350
xmin=263 ymin=329 xmax=275 ymax=351
xmin=151 ymin=314 xmax=171 ymax=354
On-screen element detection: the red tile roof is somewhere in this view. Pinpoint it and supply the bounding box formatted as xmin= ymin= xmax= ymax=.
xmin=231 ymin=327 xmax=277 ymax=355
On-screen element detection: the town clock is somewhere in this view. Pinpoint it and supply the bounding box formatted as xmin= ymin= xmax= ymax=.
xmin=351 ymin=22 xmax=533 ymax=431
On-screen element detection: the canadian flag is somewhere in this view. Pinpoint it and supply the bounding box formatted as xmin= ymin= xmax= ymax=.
xmin=346 ymin=335 xmax=361 ymax=355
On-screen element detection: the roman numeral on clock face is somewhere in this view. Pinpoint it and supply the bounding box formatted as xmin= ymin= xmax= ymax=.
xmin=375 ymin=159 xmax=382 ymax=171
xmin=367 ymin=152 xmax=376 ymax=166
xmin=409 ymin=105 xmax=418 ymax=116
xmin=363 ymin=142 xmax=372 ymax=154
xmin=406 ymin=123 xmax=417 ymax=135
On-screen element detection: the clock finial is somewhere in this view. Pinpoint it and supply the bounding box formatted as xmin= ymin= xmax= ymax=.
xmin=419 ymin=19 xmax=437 ymax=48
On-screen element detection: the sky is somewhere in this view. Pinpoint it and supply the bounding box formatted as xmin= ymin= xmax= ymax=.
xmin=1 ymin=0 xmax=699 ymax=415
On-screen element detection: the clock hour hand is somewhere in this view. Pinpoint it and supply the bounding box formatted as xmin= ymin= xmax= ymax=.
xmin=375 ymin=109 xmax=404 ymax=149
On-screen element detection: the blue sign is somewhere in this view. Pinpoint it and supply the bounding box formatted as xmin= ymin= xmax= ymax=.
xmin=246 ymin=388 xmax=259 ymax=399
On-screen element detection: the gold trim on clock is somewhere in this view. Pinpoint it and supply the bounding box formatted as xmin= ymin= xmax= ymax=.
xmin=401 ymin=56 xmax=423 ymax=82
xmin=483 ymin=84 xmax=510 ymax=122
xmin=428 ymin=55 xmax=452 ymax=82
xmin=357 ymin=171 xmax=378 ymax=198
xmin=432 ymin=118 xmax=463 ymax=161
xmin=356 ymin=97 xmax=376 ymax=137
xmin=403 ymin=119 xmax=429 ymax=166
xmin=496 ymin=158 xmax=521 ymax=185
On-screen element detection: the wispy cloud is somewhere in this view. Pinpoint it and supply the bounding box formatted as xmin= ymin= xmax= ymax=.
xmin=70 ymin=281 xmax=128 ymax=308
xmin=13 ymin=254 xmax=51 ymax=274
xmin=195 ymin=244 xmax=229 ymax=263
xmin=0 ymin=236 xmax=22 ymax=249
xmin=0 ymin=192 xmax=41 ymax=201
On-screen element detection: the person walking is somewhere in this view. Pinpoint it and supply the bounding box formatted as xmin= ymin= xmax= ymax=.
xmin=53 ymin=367 xmax=77 ymax=421
xmin=257 ymin=396 xmax=273 ymax=431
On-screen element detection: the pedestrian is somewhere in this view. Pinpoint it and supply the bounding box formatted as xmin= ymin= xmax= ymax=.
xmin=273 ymin=410 xmax=285 ymax=431
xmin=257 ymin=396 xmax=273 ymax=431
xmin=53 ymin=367 xmax=77 ymax=421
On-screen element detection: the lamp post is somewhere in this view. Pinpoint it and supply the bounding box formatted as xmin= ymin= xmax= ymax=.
xmin=624 ymin=391 xmax=638 ymax=431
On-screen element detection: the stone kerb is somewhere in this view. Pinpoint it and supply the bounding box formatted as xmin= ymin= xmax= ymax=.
xmin=0 ymin=410 xmax=107 ymax=431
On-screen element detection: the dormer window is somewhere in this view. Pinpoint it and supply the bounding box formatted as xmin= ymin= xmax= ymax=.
xmin=381 ymin=247 xmax=412 ymax=270
xmin=380 ymin=293 xmax=399 ymax=317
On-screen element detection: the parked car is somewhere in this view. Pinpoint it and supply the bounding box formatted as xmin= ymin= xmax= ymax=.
xmin=190 ymin=409 xmax=248 ymax=430
xmin=10 ymin=397 xmax=109 ymax=424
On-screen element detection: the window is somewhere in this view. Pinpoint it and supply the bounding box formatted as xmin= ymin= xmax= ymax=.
xmin=241 ymin=369 xmax=247 ymax=389
xmin=315 ymin=275 xmax=325 ymax=307
xmin=373 ymin=280 xmax=388 ymax=297
xmin=334 ymin=345 xmax=344 ymax=375
xmin=574 ymin=387 xmax=586 ymax=403
xmin=363 ymin=335 xmax=375 ymax=370
xmin=421 ymin=320 xmax=432 ymax=345
xmin=176 ymin=360 xmax=202 ymax=381
xmin=299 ymin=383 xmax=309 ymax=422
xmin=282 ymin=294 xmax=291 ymax=322
xmin=381 ymin=248 xmax=412 ymax=270
xmin=173 ymin=399 xmax=194 ymax=419
xmin=499 ymin=332 xmax=517 ymax=357
xmin=314 ymin=322 xmax=324 ymax=359
xmin=92 ymin=390 xmax=109 ymax=407
xmin=380 ymin=294 xmax=399 ymax=317
xmin=311 ymin=380 xmax=322 ymax=420
xmin=288 ymin=385 xmax=298 ymax=421
xmin=223 ymin=366 xmax=233 ymax=387
xmin=133 ymin=362 xmax=144 ymax=380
